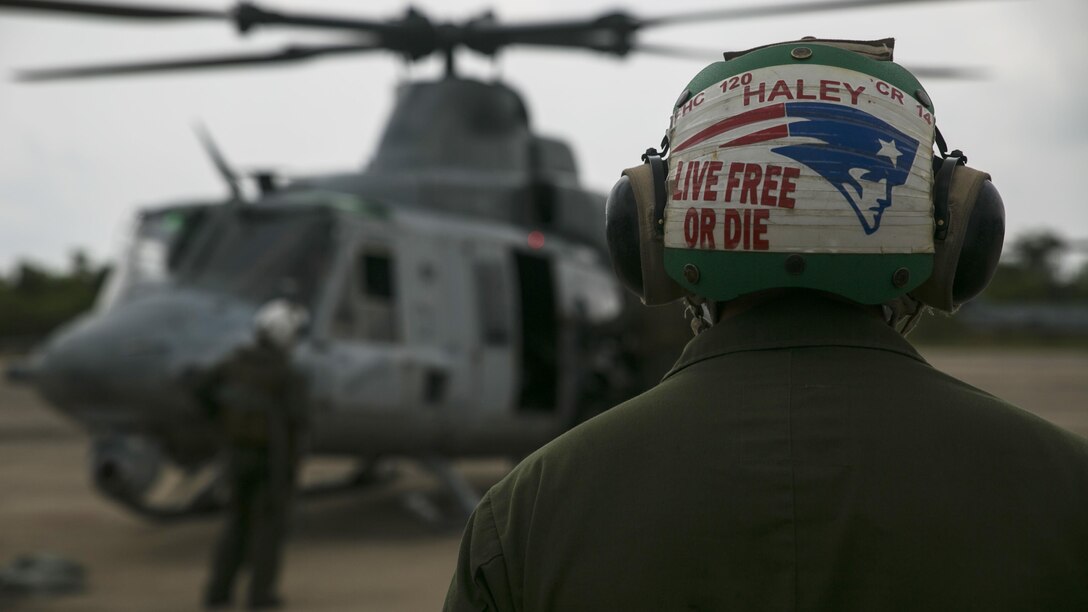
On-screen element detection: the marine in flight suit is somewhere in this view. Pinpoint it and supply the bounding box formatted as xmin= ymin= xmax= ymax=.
xmin=446 ymin=293 xmax=1088 ymax=610
xmin=445 ymin=39 xmax=1088 ymax=611
xmin=204 ymin=300 xmax=308 ymax=610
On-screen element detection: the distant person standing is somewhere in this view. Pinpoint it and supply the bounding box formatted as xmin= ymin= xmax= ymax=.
xmin=203 ymin=298 xmax=309 ymax=611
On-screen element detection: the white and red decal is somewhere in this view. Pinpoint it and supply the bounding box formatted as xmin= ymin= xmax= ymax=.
xmin=664 ymin=64 xmax=935 ymax=254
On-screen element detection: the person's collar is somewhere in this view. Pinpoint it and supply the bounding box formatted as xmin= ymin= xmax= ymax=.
xmin=665 ymin=291 xmax=927 ymax=380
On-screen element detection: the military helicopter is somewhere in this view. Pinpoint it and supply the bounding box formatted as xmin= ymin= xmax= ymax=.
xmin=1 ymin=0 xmax=987 ymax=519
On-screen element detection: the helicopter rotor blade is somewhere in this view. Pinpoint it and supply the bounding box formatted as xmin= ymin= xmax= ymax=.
xmin=904 ymin=65 xmax=988 ymax=80
xmin=0 ymin=0 xmax=418 ymax=42
xmin=639 ymin=0 xmax=1005 ymax=28
xmin=0 ymin=0 xmax=1012 ymax=78
xmin=634 ymin=43 xmax=988 ymax=80
xmin=463 ymin=0 xmax=1009 ymax=61
xmin=632 ymin=43 xmax=722 ymax=60
xmin=14 ymin=41 xmax=382 ymax=81
xmin=462 ymin=13 xmax=640 ymax=56
xmin=0 ymin=0 xmax=224 ymax=20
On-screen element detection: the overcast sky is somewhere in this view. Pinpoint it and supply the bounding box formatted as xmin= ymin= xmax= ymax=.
xmin=0 ymin=0 xmax=1084 ymax=273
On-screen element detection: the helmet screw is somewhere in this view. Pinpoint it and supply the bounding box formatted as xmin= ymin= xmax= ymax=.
xmin=791 ymin=47 xmax=813 ymax=60
xmin=785 ymin=255 xmax=805 ymax=276
xmin=893 ymin=267 xmax=911 ymax=288
xmin=683 ymin=263 xmax=700 ymax=284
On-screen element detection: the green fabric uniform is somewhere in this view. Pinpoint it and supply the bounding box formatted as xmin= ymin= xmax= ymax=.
xmin=445 ymin=293 xmax=1088 ymax=611
xmin=205 ymin=340 xmax=304 ymax=609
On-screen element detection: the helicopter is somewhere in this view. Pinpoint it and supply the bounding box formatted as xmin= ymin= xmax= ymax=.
xmin=0 ymin=0 xmax=992 ymax=520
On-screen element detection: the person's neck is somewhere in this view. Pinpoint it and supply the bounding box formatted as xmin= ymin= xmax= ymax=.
xmin=716 ymin=289 xmax=883 ymax=324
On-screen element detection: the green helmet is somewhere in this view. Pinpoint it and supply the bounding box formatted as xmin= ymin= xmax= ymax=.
xmin=664 ymin=40 xmax=936 ymax=304
xmin=605 ymin=39 xmax=1004 ymax=317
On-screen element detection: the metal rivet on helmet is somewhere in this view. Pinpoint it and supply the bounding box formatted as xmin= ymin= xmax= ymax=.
xmin=683 ymin=264 xmax=701 ymax=284
xmin=785 ymin=255 xmax=806 ymax=276
xmin=892 ymin=267 xmax=911 ymax=288
xmin=791 ymin=47 xmax=813 ymax=60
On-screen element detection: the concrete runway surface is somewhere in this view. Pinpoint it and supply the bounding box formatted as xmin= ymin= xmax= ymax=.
xmin=1 ymin=348 xmax=1086 ymax=611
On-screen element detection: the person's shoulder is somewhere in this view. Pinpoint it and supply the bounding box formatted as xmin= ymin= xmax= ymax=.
xmin=488 ymin=380 xmax=682 ymax=505
xmin=917 ymin=363 xmax=1088 ymax=463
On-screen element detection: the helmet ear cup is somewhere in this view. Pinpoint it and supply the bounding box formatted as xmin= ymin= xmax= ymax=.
xmin=913 ymin=158 xmax=1005 ymax=311
xmin=604 ymin=163 xmax=684 ymax=305
xmin=605 ymin=175 xmax=644 ymax=297
xmin=951 ymin=179 xmax=1004 ymax=304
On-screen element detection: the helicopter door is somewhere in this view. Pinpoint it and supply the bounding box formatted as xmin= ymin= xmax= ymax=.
xmin=515 ymin=251 xmax=558 ymax=412
xmin=469 ymin=247 xmax=517 ymax=414
xmin=307 ymin=239 xmax=434 ymax=450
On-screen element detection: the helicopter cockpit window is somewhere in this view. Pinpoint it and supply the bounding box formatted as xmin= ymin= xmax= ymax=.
xmin=95 ymin=207 xmax=211 ymax=311
xmin=180 ymin=208 xmax=332 ymax=308
xmin=332 ymin=247 xmax=398 ymax=342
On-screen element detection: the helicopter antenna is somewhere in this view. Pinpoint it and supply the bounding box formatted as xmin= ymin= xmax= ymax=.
xmin=193 ymin=122 xmax=243 ymax=204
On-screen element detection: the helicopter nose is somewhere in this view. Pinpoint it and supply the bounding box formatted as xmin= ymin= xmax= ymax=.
xmin=33 ymin=291 xmax=253 ymax=428
xmin=34 ymin=313 xmax=174 ymax=428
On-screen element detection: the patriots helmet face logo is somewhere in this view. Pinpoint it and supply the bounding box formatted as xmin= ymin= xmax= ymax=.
xmin=671 ymin=99 xmax=927 ymax=236
xmin=772 ymin=102 xmax=921 ymax=235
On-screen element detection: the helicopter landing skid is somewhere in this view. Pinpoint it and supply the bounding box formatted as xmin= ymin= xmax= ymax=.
xmin=99 ymin=459 xmax=227 ymax=522
xmin=421 ymin=455 xmax=482 ymax=519
xmin=399 ymin=456 xmax=481 ymax=527
xmin=101 ymin=455 xmax=401 ymax=522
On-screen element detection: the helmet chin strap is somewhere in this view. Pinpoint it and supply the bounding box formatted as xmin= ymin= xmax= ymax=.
xmin=883 ymin=294 xmax=928 ymax=336
xmin=683 ymin=296 xmax=718 ymax=336
xmin=695 ymin=289 xmax=924 ymax=336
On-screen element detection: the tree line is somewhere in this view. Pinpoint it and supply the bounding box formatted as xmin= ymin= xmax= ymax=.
xmin=0 ymin=251 xmax=108 ymax=348
xmin=985 ymin=231 xmax=1088 ymax=303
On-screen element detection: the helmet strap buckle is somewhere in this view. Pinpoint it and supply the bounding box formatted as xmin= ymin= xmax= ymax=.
xmin=683 ymin=296 xmax=717 ymax=336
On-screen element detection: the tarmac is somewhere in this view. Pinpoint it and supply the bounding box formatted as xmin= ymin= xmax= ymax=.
xmin=1 ymin=348 xmax=1086 ymax=611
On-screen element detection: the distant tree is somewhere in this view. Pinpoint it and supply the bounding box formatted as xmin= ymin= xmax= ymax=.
xmin=0 ymin=253 xmax=107 ymax=345
xmin=983 ymin=230 xmax=1069 ymax=302
xmin=71 ymin=249 xmax=94 ymax=280
xmin=13 ymin=262 xmax=52 ymax=295
xmin=1013 ymin=231 xmax=1066 ymax=285
xmin=1070 ymin=259 xmax=1088 ymax=300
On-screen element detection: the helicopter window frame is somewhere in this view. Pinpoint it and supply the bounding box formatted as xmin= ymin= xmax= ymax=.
xmin=172 ymin=206 xmax=334 ymax=309
xmin=332 ymin=242 xmax=399 ymax=344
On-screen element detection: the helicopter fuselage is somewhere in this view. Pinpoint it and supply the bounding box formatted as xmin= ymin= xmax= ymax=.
xmin=20 ymin=76 xmax=688 ymax=516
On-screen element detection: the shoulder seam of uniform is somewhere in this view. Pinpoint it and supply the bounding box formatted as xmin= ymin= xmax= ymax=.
xmin=482 ymin=491 xmax=517 ymax=607
xmin=483 ymin=493 xmax=505 ymax=565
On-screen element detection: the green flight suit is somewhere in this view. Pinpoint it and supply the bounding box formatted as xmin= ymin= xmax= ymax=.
xmin=445 ymin=292 xmax=1088 ymax=611
xmin=205 ymin=340 xmax=304 ymax=609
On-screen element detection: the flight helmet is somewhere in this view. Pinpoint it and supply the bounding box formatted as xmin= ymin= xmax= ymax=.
xmin=605 ymin=38 xmax=1005 ymax=325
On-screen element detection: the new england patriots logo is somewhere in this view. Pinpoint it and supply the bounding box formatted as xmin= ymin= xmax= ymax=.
xmin=673 ymin=101 xmax=921 ymax=235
